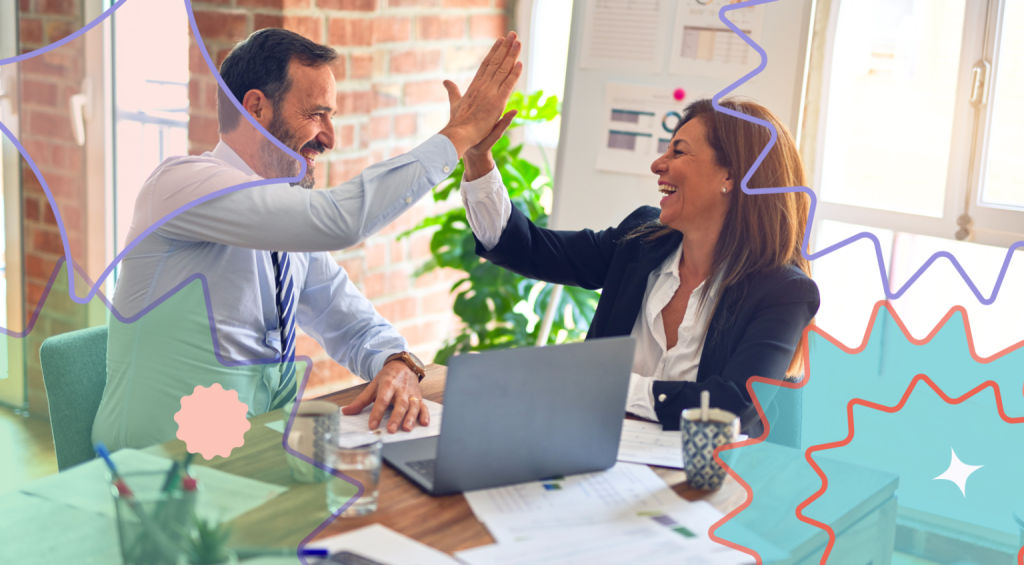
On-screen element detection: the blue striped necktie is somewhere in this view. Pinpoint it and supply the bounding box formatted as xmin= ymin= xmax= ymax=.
xmin=271 ymin=251 xmax=297 ymax=407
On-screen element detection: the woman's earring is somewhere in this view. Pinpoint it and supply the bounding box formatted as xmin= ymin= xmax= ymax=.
xmin=721 ymin=187 xmax=728 ymax=194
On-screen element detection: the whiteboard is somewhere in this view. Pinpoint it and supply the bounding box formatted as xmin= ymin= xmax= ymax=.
xmin=550 ymin=0 xmax=815 ymax=231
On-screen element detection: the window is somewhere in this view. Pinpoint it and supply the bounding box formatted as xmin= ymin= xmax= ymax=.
xmin=519 ymin=0 xmax=574 ymax=148
xmin=809 ymin=0 xmax=1024 ymax=356
xmin=111 ymin=0 xmax=190 ymax=265
xmin=812 ymin=0 xmax=1023 ymax=246
xmin=0 ymin=0 xmax=24 ymax=407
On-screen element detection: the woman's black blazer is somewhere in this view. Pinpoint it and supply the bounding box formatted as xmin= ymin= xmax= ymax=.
xmin=475 ymin=205 xmax=820 ymax=436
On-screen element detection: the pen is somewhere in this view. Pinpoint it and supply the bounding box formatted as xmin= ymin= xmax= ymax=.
xmin=234 ymin=548 xmax=329 ymax=559
xmin=95 ymin=443 xmax=135 ymax=497
xmin=160 ymin=461 xmax=181 ymax=493
xmin=96 ymin=443 xmax=181 ymax=560
xmin=182 ymin=452 xmax=196 ymax=477
xmin=94 ymin=443 xmax=120 ymax=478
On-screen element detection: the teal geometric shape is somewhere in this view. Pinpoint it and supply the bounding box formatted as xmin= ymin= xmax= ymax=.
xmin=714 ymin=302 xmax=1024 ymax=563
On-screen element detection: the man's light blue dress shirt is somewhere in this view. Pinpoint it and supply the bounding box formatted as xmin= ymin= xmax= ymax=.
xmin=92 ymin=135 xmax=458 ymax=450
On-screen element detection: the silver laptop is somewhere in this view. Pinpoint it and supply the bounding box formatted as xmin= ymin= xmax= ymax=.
xmin=383 ymin=336 xmax=636 ymax=496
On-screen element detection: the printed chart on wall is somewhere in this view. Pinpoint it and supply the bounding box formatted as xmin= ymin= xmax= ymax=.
xmin=669 ymin=0 xmax=765 ymax=79
xmin=579 ymin=0 xmax=673 ymax=73
xmin=597 ymin=83 xmax=688 ymax=177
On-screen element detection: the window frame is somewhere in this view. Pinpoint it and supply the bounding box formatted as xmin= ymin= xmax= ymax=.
xmin=807 ymin=0 xmax=1021 ymax=252
xmin=83 ymin=0 xmax=115 ymax=321
xmin=964 ymin=0 xmax=1023 ymax=248
xmin=0 ymin=0 xmax=26 ymax=409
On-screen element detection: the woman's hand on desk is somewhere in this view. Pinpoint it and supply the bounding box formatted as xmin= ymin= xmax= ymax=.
xmin=341 ymin=361 xmax=430 ymax=433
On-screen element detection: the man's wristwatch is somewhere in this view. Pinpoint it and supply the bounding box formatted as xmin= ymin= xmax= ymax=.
xmin=385 ymin=351 xmax=426 ymax=382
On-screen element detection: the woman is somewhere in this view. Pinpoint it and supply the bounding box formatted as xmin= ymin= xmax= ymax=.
xmin=460 ymin=98 xmax=819 ymax=437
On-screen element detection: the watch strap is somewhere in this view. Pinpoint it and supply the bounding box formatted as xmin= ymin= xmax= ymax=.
xmin=386 ymin=351 xmax=426 ymax=381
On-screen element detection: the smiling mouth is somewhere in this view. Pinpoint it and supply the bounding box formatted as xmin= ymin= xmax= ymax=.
xmin=659 ymin=184 xmax=678 ymax=196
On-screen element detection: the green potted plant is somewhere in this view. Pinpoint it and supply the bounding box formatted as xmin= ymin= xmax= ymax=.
xmin=403 ymin=91 xmax=600 ymax=363
xmin=178 ymin=514 xmax=236 ymax=565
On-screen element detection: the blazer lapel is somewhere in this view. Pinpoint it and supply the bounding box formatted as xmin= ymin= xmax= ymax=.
xmin=604 ymin=234 xmax=682 ymax=337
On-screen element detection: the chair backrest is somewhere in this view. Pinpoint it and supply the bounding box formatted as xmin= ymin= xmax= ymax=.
xmin=40 ymin=325 xmax=109 ymax=471
xmin=763 ymin=379 xmax=803 ymax=449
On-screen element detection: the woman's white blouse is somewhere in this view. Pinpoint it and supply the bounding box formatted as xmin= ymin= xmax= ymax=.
xmin=461 ymin=167 xmax=715 ymax=423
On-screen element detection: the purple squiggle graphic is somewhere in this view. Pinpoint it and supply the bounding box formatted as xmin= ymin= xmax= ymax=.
xmin=716 ymin=0 xmax=1023 ymax=305
xmin=0 ymin=0 xmax=128 ymax=66
xmin=0 ymin=0 xmax=313 ymax=306
xmin=13 ymin=256 xmax=364 ymax=560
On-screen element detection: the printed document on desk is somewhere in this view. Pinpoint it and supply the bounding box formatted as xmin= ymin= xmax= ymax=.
xmin=464 ymin=462 xmax=690 ymax=543
xmin=618 ymin=419 xmax=748 ymax=468
xmin=618 ymin=419 xmax=683 ymax=468
xmin=266 ymin=399 xmax=443 ymax=444
xmin=19 ymin=449 xmax=286 ymax=522
xmin=458 ymin=500 xmax=755 ymax=565
xmin=310 ymin=524 xmax=459 ymax=565
xmin=458 ymin=524 xmax=717 ymax=565
xmin=240 ymin=525 xmax=460 ymax=565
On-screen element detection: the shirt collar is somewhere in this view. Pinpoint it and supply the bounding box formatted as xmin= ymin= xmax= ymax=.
xmin=655 ymin=242 xmax=716 ymax=295
xmin=657 ymin=241 xmax=684 ymax=277
xmin=211 ymin=141 xmax=258 ymax=177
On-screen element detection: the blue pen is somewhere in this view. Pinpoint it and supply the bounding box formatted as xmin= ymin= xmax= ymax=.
xmin=94 ymin=442 xmax=121 ymax=479
xmin=234 ymin=547 xmax=329 ymax=559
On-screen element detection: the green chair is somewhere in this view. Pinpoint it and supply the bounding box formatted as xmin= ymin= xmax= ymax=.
xmin=39 ymin=325 xmax=108 ymax=471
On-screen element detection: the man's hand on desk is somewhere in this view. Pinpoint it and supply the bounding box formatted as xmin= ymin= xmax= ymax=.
xmin=342 ymin=361 xmax=429 ymax=433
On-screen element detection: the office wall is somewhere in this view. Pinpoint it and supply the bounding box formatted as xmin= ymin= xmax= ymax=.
xmin=18 ymin=0 xmax=92 ymax=416
xmin=188 ymin=0 xmax=509 ymax=395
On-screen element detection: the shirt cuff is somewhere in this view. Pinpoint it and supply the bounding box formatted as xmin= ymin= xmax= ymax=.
xmin=461 ymin=165 xmax=504 ymax=202
xmin=408 ymin=134 xmax=460 ymax=186
xmin=626 ymin=373 xmax=659 ymax=422
xmin=369 ymin=349 xmax=405 ymax=382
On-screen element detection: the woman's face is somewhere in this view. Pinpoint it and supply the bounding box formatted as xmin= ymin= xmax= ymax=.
xmin=650 ymin=117 xmax=733 ymax=234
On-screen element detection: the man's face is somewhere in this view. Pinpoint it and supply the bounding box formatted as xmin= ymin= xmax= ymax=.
xmin=259 ymin=60 xmax=337 ymax=189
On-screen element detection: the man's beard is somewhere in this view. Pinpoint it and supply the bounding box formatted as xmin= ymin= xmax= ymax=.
xmin=258 ymin=112 xmax=323 ymax=189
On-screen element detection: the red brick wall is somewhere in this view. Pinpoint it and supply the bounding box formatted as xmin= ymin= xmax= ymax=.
xmin=188 ymin=0 xmax=509 ymax=395
xmin=18 ymin=0 xmax=90 ymax=415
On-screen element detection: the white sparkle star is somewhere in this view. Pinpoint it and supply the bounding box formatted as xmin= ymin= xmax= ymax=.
xmin=933 ymin=447 xmax=983 ymax=497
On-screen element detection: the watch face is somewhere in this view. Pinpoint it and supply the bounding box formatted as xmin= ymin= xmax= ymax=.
xmin=408 ymin=351 xmax=425 ymax=369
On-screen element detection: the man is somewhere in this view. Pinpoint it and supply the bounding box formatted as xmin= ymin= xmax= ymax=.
xmin=92 ymin=28 xmax=521 ymax=450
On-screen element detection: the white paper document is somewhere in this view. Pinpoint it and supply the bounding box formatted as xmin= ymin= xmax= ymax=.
xmin=457 ymin=524 xmax=697 ymax=565
xmin=19 ymin=449 xmax=286 ymax=522
xmin=668 ymin=0 xmax=765 ymax=78
xmin=579 ymin=0 xmax=672 ymax=73
xmin=0 ymin=491 xmax=121 ymax=565
xmin=308 ymin=523 xmax=461 ymax=565
xmin=459 ymin=523 xmax=753 ymax=565
xmin=618 ymin=419 xmax=684 ymax=468
xmin=597 ymin=83 xmax=689 ymax=177
xmin=464 ymin=462 xmax=691 ymax=543
xmin=266 ymin=399 xmax=443 ymax=444
xmin=458 ymin=501 xmax=754 ymax=565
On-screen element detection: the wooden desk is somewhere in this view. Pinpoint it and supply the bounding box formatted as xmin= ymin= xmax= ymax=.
xmin=144 ymin=364 xmax=896 ymax=562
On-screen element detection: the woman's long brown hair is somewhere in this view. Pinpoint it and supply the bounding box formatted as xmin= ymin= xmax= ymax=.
xmin=635 ymin=97 xmax=812 ymax=376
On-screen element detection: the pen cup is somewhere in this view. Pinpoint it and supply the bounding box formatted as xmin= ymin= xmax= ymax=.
xmin=112 ymin=471 xmax=194 ymax=565
xmin=282 ymin=400 xmax=341 ymax=483
xmin=325 ymin=430 xmax=383 ymax=517
xmin=681 ymin=408 xmax=740 ymax=490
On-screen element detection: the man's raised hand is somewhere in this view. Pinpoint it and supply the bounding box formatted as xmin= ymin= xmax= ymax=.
xmin=440 ymin=31 xmax=523 ymax=158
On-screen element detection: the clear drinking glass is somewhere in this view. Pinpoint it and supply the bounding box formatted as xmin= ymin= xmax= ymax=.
xmin=112 ymin=471 xmax=193 ymax=565
xmin=325 ymin=431 xmax=383 ymax=517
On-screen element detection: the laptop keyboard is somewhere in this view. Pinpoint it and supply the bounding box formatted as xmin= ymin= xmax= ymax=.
xmin=406 ymin=458 xmax=437 ymax=483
